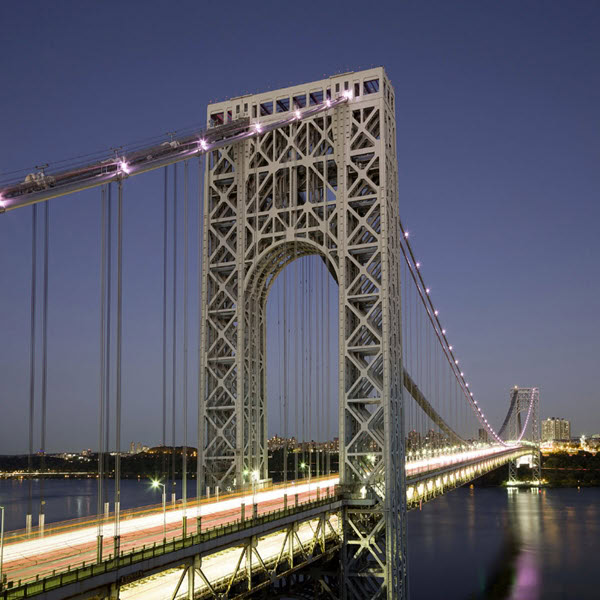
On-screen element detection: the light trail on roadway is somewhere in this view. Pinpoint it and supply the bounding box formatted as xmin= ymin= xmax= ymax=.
xmin=1 ymin=445 xmax=522 ymax=587
xmin=2 ymin=477 xmax=338 ymax=585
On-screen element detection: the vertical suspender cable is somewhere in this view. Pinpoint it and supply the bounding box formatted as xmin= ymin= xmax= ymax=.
xmin=320 ymin=259 xmax=325 ymax=476
xmin=114 ymin=180 xmax=123 ymax=549
xmin=105 ymin=185 xmax=112 ymax=489
xmin=98 ymin=186 xmax=106 ymax=549
xmin=314 ymin=259 xmax=319 ymax=479
xmin=277 ymin=277 xmax=282 ymax=476
xmin=252 ymin=137 xmax=260 ymax=481
xmin=27 ymin=204 xmax=38 ymax=529
xmin=254 ymin=141 xmax=260 ymax=480
xmin=196 ymin=156 xmax=204 ymax=506
xmin=301 ymin=258 xmax=305 ymax=471
xmin=283 ymin=265 xmax=288 ymax=484
xmin=326 ymin=257 xmax=330 ymax=475
xmin=310 ymin=259 xmax=313 ymax=474
xmin=162 ymin=167 xmax=168 ymax=480
xmin=294 ymin=259 xmax=299 ymax=481
xmin=183 ymin=161 xmax=189 ymax=508
xmin=39 ymin=201 xmax=49 ymax=524
xmin=172 ymin=164 xmax=177 ymax=500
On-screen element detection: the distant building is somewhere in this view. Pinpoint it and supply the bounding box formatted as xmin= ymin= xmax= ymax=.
xmin=478 ymin=428 xmax=489 ymax=443
xmin=542 ymin=418 xmax=570 ymax=442
xmin=407 ymin=430 xmax=421 ymax=451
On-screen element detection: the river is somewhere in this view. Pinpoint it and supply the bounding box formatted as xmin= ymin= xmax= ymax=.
xmin=1 ymin=480 xmax=598 ymax=599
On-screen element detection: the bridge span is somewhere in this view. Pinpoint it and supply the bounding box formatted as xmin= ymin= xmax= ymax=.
xmin=1 ymin=445 xmax=532 ymax=600
xmin=0 ymin=67 xmax=542 ymax=599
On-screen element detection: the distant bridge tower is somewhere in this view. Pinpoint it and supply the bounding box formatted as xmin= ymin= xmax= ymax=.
xmin=505 ymin=387 xmax=542 ymax=484
xmin=199 ymin=67 xmax=407 ymax=598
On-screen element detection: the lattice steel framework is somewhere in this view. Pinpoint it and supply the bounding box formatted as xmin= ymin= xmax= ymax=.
xmin=507 ymin=387 xmax=541 ymax=484
xmin=198 ymin=67 xmax=407 ymax=598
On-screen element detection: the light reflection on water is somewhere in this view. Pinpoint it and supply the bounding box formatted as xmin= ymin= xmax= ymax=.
xmin=0 ymin=481 xmax=598 ymax=598
xmin=409 ymin=486 xmax=599 ymax=599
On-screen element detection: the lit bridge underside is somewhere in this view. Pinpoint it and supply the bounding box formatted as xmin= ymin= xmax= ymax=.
xmin=1 ymin=445 xmax=532 ymax=600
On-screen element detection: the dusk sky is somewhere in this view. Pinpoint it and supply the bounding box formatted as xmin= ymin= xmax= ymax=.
xmin=1 ymin=1 xmax=598 ymax=453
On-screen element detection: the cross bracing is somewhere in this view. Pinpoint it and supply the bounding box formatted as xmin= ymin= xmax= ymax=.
xmin=0 ymin=67 xmax=542 ymax=600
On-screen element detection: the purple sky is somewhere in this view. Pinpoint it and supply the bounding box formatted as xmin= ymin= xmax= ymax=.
xmin=0 ymin=1 xmax=599 ymax=453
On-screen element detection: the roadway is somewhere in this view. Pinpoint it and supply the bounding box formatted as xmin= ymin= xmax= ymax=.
xmin=2 ymin=477 xmax=337 ymax=587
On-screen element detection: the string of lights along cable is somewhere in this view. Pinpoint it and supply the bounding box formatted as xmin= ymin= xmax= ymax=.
xmin=0 ymin=69 xmax=540 ymax=600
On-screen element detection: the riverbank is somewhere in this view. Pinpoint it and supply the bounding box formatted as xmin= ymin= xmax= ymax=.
xmin=2 ymin=451 xmax=598 ymax=486
xmin=474 ymin=451 xmax=600 ymax=487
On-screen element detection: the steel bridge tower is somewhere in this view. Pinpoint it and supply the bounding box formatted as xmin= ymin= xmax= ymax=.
xmin=506 ymin=387 xmax=542 ymax=484
xmin=198 ymin=67 xmax=407 ymax=598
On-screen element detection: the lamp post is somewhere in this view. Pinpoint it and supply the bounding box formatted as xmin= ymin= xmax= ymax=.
xmin=251 ymin=470 xmax=259 ymax=500
xmin=251 ymin=470 xmax=260 ymax=519
xmin=150 ymin=480 xmax=166 ymax=542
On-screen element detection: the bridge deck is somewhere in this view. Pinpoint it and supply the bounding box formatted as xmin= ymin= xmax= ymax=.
xmin=0 ymin=445 xmax=532 ymax=600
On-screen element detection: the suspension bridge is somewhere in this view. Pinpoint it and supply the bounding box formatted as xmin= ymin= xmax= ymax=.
xmin=0 ymin=67 xmax=541 ymax=600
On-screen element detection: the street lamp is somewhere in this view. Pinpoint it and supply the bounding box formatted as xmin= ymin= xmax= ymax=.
xmin=251 ymin=470 xmax=259 ymax=500
xmin=150 ymin=480 xmax=166 ymax=542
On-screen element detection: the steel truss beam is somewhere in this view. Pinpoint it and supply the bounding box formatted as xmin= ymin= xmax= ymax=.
xmin=136 ymin=513 xmax=341 ymax=600
xmin=199 ymin=68 xmax=407 ymax=598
